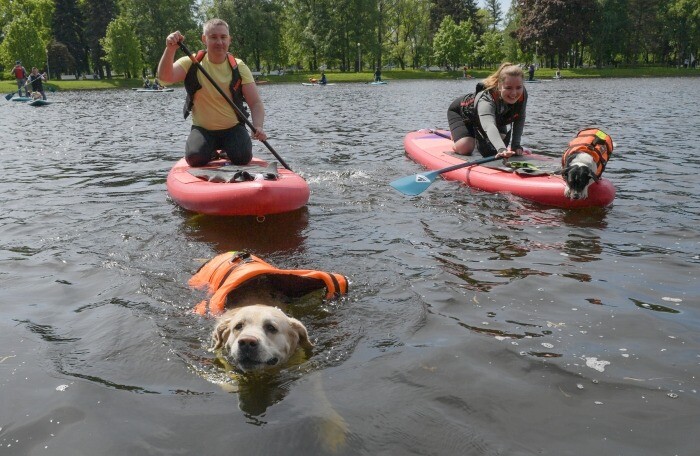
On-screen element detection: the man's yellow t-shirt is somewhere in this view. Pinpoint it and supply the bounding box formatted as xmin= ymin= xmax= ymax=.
xmin=176 ymin=53 xmax=255 ymax=131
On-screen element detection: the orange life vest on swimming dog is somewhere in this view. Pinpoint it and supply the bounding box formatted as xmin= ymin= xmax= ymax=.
xmin=190 ymin=251 xmax=349 ymax=315
xmin=561 ymin=128 xmax=613 ymax=178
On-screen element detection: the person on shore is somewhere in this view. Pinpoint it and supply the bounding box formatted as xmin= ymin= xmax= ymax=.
xmin=157 ymin=18 xmax=267 ymax=167
xmin=374 ymin=67 xmax=382 ymax=82
xmin=26 ymin=67 xmax=47 ymax=100
xmin=528 ymin=63 xmax=535 ymax=81
xmin=12 ymin=61 xmax=29 ymax=97
xmin=446 ymin=62 xmax=528 ymax=158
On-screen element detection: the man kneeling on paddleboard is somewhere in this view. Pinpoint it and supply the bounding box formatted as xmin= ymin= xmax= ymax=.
xmin=158 ymin=18 xmax=268 ymax=167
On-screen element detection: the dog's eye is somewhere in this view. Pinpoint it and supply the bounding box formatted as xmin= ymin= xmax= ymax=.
xmin=233 ymin=322 xmax=243 ymax=331
xmin=264 ymin=323 xmax=277 ymax=334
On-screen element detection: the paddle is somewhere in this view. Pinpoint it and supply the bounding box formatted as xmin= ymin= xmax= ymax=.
xmin=390 ymin=155 xmax=502 ymax=196
xmin=428 ymin=128 xmax=451 ymax=140
xmin=5 ymin=92 xmax=15 ymax=100
xmin=177 ymin=41 xmax=292 ymax=171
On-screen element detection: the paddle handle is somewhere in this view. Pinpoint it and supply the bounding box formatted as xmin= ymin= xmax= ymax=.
xmin=178 ymin=42 xmax=292 ymax=171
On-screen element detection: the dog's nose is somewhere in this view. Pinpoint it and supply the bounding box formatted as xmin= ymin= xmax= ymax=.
xmin=238 ymin=336 xmax=259 ymax=350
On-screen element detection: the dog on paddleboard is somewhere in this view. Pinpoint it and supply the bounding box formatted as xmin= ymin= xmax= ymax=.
xmin=560 ymin=128 xmax=613 ymax=200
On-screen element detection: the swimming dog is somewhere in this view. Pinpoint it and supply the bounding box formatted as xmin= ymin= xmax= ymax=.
xmin=190 ymin=251 xmax=347 ymax=372
xmin=189 ymin=252 xmax=350 ymax=448
xmin=210 ymin=283 xmax=313 ymax=373
xmin=561 ymin=128 xmax=613 ymax=200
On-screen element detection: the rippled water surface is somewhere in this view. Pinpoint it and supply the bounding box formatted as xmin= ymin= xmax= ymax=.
xmin=1 ymin=78 xmax=699 ymax=455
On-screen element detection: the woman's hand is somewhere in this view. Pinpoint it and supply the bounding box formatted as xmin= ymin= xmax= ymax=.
xmin=496 ymin=148 xmax=515 ymax=159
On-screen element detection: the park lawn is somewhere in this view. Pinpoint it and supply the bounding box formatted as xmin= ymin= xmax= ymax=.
xmin=1 ymin=66 xmax=697 ymax=93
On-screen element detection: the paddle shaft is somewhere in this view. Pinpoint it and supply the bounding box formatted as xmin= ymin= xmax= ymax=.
xmin=178 ymin=41 xmax=292 ymax=171
xmin=429 ymin=129 xmax=452 ymax=140
xmin=430 ymin=155 xmax=502 ymax=176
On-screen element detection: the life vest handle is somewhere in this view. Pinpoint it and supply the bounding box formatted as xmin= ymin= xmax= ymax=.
xmin=178 ymin=41 xmax=292 ymax=171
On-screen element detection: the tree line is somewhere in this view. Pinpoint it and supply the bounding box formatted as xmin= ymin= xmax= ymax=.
xmin=1 ymin=0 xmax=698 ymax=79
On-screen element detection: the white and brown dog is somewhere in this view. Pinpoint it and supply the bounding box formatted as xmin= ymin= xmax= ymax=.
xmin=561 ymin=128 xmax=613 ymax=200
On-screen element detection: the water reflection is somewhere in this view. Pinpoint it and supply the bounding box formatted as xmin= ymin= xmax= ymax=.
xmin=180 ymin=207 xmax=309 ymax=256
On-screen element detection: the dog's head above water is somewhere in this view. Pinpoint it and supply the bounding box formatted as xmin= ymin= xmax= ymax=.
xmin=562 ymin=161 xmax=599 ymax=200
xmin=211 ymin=304 xmax=313 ymax=372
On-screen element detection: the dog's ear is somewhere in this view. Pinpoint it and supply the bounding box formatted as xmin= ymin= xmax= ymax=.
xmin=556 ymin=165 xmax=572 ymax=176
xmin=289 ymin=317 xmax=313 ymax=349
xmin=588 ymin=168 xmax=600 ymax=182
xmin=212 ymin=318 xmax=233 ymax=350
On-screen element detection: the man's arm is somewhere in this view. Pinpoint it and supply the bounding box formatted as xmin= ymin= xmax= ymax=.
xmin=158 ymin=31 xmax=187 ymax=83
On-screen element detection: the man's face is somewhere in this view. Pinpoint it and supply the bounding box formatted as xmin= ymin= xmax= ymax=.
xmin=202 ymin=25 xmax=231 ymax=56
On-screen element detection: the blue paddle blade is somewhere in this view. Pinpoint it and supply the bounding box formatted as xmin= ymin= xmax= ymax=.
xmin=389 ymin=155 xmax=502 ymax=196
xmin=389 ymin=170 xmax=441 ymax=196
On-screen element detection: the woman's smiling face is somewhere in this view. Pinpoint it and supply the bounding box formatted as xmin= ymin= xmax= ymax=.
xmin=499 ymin=75 xmax=524 ymax=104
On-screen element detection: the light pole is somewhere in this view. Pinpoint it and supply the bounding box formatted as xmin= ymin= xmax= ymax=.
xmin=46 ymin=48 xmax=50 ymax=79
xmin=535 ymin=41 xmax=539 ymax=68
xmin=357 ymin=42 xmax=361 ymax=73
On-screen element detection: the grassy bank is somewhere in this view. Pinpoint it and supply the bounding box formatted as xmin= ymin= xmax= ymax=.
xmin=1 ymin=66 xmax=697 ymax=92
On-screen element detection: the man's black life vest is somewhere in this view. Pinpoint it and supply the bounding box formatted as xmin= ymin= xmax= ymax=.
xmin=183 ymin=50 xmax=249 ymax=122
xmin=459 ymin=82 xmax=527 ymax=144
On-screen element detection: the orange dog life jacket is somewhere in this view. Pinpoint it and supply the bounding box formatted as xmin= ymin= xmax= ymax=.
xmin=561 ymin=128 xmax=613 ymax=178
xmin=190 ymin=251 xmax=349 ymax=315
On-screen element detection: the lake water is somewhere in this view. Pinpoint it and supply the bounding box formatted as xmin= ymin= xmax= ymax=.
xmin=1 ymin=78 xmax=698 ymax=455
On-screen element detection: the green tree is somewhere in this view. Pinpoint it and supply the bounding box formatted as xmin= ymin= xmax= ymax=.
xmin=478 ymin=29 xmax=505 ymax=65
xmin=0 ymin=16 xmax=47 ymax=71
xmin=433 ymin=16 xmax=476 ymax=68
xmin=386 ymin=0 xmax=431 ymax=69
xmin=47 ymin=39 xmax=76 ymax=76
xmin=207 ymin=0 xmax=283 ymax=71
xmin=430 ymin=0 xmax=478 ymax=34
xmin=484 ymin=0 xmax=503 ymax=30
xmin=628 ymin=0 xmax=665 ymax=63
xmin=101 ymin=16 xmax=143 ymax=78
xmin=83 ymin=0 xmax=117 ymax=77
xmin=589 ymin=0 xmax=630 ymax=66
xmin=515 ymin=0 xmax=596 ymax=68
xmin=661 ymin=0 xmax=700 ymax=66
xmin=53 ymin=0 xmax=88 ymax=73
xmin=118 ymin=0 xmax=196 ymax=75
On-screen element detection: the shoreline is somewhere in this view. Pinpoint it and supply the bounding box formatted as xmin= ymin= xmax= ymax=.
xmin=2 ymin=67 xmax=697 ymax=92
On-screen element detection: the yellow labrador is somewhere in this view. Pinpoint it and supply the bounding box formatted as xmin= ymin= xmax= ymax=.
xmin=211 ymin=303 xmax=312 ymax=372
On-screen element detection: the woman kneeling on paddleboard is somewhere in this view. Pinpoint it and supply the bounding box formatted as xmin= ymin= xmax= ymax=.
xmin=447 ymin=62 xmax=527 ymax=158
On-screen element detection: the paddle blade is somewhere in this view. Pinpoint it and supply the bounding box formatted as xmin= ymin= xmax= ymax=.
xmin=5 ymin=92 xmax=14 ymax=100
xmin=390 ymin=171 xmax=439 ymax=196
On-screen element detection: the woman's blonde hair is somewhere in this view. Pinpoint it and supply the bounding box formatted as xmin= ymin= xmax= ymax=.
xmin=482 ymin=62 xmax=523 ymax=90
